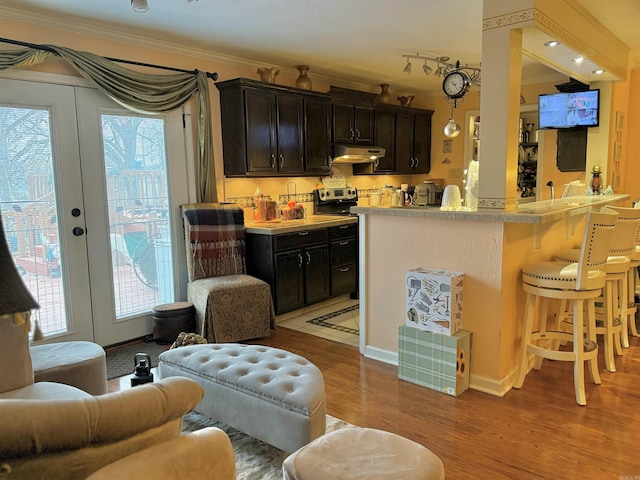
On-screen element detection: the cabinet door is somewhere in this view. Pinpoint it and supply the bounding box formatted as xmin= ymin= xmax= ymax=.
xmin=372 ymin=109 xmax=395 ymax=172
xmin=304 ymin=97 xmax=331 ymax=174
xmin=353 ymin=107 xmax=373 ymax=145
xmin=394 ymin=112 xmax=414 ymax=173
xmin=274 ymin=249 xmax=304 ymax=314
xmin=304 ymin=244 xmax=330 ymax=305
xmin=332 ymin=104 xmax=354 ymax=144
xmin=275 ymin=94 xmax=303 ymax=174
xmin=412 ymin=113 xmax=431 ymax=174
xmin=245 ymin=89 xmax=277 ymax=174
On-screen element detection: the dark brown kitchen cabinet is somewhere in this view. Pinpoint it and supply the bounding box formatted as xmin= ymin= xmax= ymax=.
xmin=303 ymin=96 xmax=332 ymax=174
xmin=329 ymin=224 xmax=358 ymax=297
xmin=246 ymin=228 xmax=330 ymax=315
xmin=354 ymin=104 xmax=433 ymax=175
xmin=329 ymin=86 xmax=376 ymax=146
xmin=369 ymin=108 xmax=396 ymax=173
xmin=332 ymin=104 xmax=374 ymax=145
xmin=395 ymin=110 xmax=433 ymax=174
xmin=216 ymin=78 xmax=331 ymax=177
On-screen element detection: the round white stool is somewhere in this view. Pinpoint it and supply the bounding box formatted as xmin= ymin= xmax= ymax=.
xmin=282 ymin=427 xmax=445 ymax=480
xmin=31 ymin=341 xmax=107 ymax=395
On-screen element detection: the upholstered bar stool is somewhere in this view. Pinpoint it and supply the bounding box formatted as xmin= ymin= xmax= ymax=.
xmin=514 ymin=209 xmax=618 ymax=405
xmin=554 ymin=206 xmax=640 ymax=372
xmin=626 ymin=217 xmax=640 ymax=337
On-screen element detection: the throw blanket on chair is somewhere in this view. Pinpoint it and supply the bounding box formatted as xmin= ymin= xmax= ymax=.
xmin=182 ymin=204 xmax=247 ymax=281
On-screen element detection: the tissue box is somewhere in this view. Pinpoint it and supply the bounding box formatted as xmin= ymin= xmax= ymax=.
xmin=406 ymin=268 xmax=463 ymax=335
xmin=398 ymin=326 xmax=471 ymax=397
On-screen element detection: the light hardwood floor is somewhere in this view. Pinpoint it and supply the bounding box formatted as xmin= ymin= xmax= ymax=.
xmin=109 ymin=319 xmax=640 ymax=479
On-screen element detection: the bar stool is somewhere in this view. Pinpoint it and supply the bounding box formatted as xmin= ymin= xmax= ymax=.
xmin=554 ymin=206 xmax=640 ymax=372
xmin=626 ymin=216 xmax=640 ymax=337
xmin=514 ymin=209 xmax=618 ymax=405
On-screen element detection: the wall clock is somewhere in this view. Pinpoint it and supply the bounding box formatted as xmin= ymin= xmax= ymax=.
xmin=442 ymin=70 xmax=471 ymax=100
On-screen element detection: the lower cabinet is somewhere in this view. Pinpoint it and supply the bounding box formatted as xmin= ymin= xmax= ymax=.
xmin=329 ymin=224 xmax=358 ymax=297
xmin=247 ymin=228 xmax=330 ymax=315
xmin=246 ymin=223 xmax=358 ymax=315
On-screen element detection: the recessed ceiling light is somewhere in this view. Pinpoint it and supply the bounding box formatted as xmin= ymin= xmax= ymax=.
xmin=593 ymin=69 xmax=605 ymax=75
xmin=572 ymin=56 xmax=585 ymax=64
xmin=544 ymin=40 xmax=560 ymax=47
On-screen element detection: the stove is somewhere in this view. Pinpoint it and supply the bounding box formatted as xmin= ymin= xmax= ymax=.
xmin=313 ymin=187 xmax=358 ymax=216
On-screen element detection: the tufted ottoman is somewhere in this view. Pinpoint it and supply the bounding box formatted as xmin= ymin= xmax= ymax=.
xmin=282 ymin=427 xmax=445 ymax=480
xmin=158 ymin=343 xmax=326 ymax=453
xmin=30 ymin=341 xmax=107 ymax=395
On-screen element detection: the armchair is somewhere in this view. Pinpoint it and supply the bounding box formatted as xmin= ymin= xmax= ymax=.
xmin=181 ymin=203 xmax=275 ymax=343
xmin=0 ymin=211 xmax=234 ymax=480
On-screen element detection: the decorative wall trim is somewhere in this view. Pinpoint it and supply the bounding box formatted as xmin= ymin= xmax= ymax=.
xmin=483 ymin=9 xmax=535 ymax=31
xmin=478 ymin=197 xmax=518 ymax=210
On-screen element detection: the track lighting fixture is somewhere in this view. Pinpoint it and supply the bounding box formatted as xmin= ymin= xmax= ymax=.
xmin=401 ymin=53 xmax=481 ymax=88
xmin=131 ymin=0 xmax=149 ymax=13
xmin=132 ymin=0 xmax=198 ymax=13
xmin=422 ymin=59 xmax=433 ymax=75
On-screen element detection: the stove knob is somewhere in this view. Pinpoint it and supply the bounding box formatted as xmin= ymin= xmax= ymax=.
xmin=319 ymin=191 xmax=325 ymax=199
xmin=325 ymin=190 xmax=331 ymax=198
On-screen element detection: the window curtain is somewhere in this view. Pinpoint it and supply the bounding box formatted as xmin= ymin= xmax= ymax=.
xmin=0 ymin=45 xmax=217 ymax=202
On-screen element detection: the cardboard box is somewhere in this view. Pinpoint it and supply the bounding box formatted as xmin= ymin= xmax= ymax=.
xmin=398 ymin=326 xmax=471 ymax=396
xmin=406 ymin=268 xmax=463 ymax=335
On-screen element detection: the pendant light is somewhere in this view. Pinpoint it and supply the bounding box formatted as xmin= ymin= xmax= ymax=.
xmin=444 ymin=102 xmax=461 ymax=138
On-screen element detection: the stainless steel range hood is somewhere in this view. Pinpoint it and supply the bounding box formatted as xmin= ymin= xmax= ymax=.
xmin=331 ymin=145 xmax=386 ymax=164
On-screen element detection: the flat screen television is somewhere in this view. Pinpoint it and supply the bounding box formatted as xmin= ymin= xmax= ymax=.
xmin=538 ymin=89 xmax=600 ymax=129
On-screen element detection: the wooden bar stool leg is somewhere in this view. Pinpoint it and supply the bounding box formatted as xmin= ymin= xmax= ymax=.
xmin=601 ymin=281 xmax=617 ymax=373
xmin=618 ymin=275 xmax=630 ymax=348
xmin=573 ymin=298 xmax=587 ymax=406
xmin=627 ymin=267 xmax=638 ymax=337
xmin=586 ymin=298 xmax=601 ymax=385
xmin=613 ymin=279 xmax=625 ymax=353
xmin=533 ymin=297 xmax=550 ymax=370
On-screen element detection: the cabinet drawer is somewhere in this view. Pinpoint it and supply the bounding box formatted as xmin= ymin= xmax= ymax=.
xmin=331 ymin=238 xmax=357 ymax=266
xmin=331 ymin=264 xmax=357 ymax=297
xmin=274 ymin=228 xmax=328 ymax=252
xmin=329 ymin=223 xmax=357 ymax=240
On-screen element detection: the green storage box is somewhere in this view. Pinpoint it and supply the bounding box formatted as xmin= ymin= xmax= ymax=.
xmin=398 ymin=326 xmax=472 ymax=397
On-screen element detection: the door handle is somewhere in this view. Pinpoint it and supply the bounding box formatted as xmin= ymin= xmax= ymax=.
xmin=270 ymin=154 xmax=276 ymax=168
xmin=306 ymin=251 xmax=311 ymax=265
xmin=279 ymin=154 xmax=284 ymax=168
xmin=297 ymin=253 xmax=303 ymax=267
xmin=72 ymin=227 xmax=85 ymax=236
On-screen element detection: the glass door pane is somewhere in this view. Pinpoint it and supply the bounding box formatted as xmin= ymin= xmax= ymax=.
xmin=102 ymin=114 xmax=174 ymax=318
xmin=0 ymin=78 xmax=94 ymax=342
xmin=0 ymin=105 xmax=68 ymax=335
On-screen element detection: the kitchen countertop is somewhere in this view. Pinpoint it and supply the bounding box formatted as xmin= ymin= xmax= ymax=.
xmin=245 ymin=214 xmax=357 ymax=235
xmin=351 ymin=194 xmax=630 ymax=224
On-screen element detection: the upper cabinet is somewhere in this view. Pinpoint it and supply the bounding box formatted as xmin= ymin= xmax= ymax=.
xmin=354 ymin=104 xmax=434 ymax=175
xmin=216 ymin=78 xmax=331 ymax=177
xmin=329 ymin=86 xmax=375 ymax=145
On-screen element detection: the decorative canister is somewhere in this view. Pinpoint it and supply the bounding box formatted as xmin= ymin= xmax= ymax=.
xmin=295 ymin=65 xmax=312 ymax=90
xmin=398 ymin=95 xmax=415 ymax=107
xmin=377 ymin=84 xmax=391 ymax=104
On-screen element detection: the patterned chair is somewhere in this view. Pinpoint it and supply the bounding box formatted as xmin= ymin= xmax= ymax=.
xmin=181 ymin=203 xmax=275 ymax=343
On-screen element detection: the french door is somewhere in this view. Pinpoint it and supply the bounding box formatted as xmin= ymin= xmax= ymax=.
xmin=0 ymin=76 xmax=192 ymax=346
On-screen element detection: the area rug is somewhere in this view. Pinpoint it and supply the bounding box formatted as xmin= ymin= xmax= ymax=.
xmin=307 ymin=304 xmax=359 ymax=335
xmin=182 ymin=412 xmax=352 ymax=479
xmin=105 ymin=339 xmax=169 ymax=379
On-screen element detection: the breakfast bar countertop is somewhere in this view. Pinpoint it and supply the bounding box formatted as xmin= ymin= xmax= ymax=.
xmin=351 ymin=194 xmax=630 ymax=224
xmin=245 ymin=214 xmax=357 ymax=235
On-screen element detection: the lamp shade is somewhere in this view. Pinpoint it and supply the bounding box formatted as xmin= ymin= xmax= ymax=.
xmin=0 ymin=213 xmax=39 ymax=316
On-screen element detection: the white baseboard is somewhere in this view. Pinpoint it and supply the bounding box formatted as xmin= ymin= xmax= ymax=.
xmin=363 ymin=344 xmax=519 ymax=398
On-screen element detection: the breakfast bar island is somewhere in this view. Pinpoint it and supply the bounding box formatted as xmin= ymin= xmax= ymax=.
xmin=351 ymin=194 xmax=630 ymax=397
